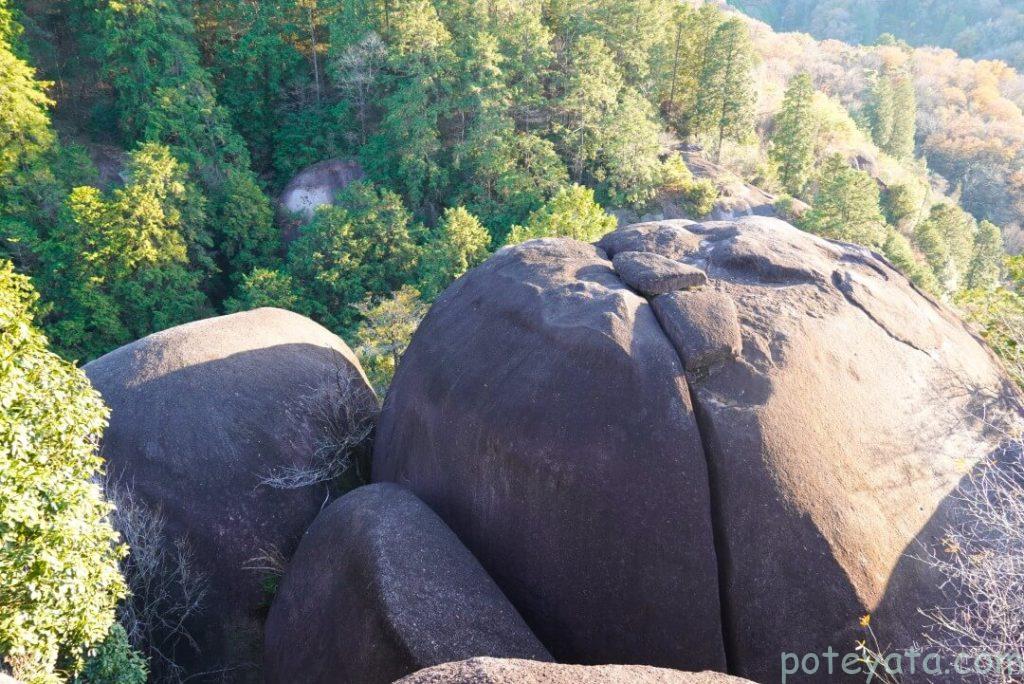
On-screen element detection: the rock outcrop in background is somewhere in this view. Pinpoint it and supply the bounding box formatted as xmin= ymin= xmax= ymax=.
xmin=85 ymin=308 xmax=378 ymax=682
xmin=277 ymin=159 xmax=365 ymax=238
xmin=375 ymin=217 xmax=1023 ymax=682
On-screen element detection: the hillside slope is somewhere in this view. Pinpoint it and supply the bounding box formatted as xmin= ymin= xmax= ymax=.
xmin=731 ymin=0 xmax=1024 ymax=70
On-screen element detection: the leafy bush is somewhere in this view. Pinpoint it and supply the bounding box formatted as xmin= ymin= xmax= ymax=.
xmin=659 ymin=154 xmax=718 ymax=218
xmin=0 ymin=260 xmax=126 ymax=682
xmin=957 ymin=287 xmax=1024 ymax=388
xmin=355 ymin=286 xmax=429 ymax=394
xmin=679 ymin=179 xmax=719 ymax=218
xmin=506 ymin=184 xmax=617 ymax=244
xmin=74 ymin=625 xmax=147 ymax=684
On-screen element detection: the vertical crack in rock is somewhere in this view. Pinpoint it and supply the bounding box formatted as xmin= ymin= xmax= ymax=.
xmin=685 ymin=384 xmax=739 ymax=675
xmin=652 ymin=300 xmax=739 ymax=674
xmin=607 ymin=252 xmax=738 ymax=673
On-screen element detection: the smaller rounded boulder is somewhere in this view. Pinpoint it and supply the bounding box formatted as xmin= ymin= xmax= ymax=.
xmin=396 ymin=658 xmax=756 ymax=684
xmin=263 ymin=484 xmax=551 ymax=684
xmin=85 ymin=307 xmax=378 ymax=681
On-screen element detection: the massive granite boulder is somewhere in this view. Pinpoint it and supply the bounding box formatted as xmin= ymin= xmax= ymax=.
xmin=263 ymin=484 xmax=550 ymax=684
xmin=278 ymin=158 xmax=364 ymax=235
xmin=85 ymin=308 xmax=378 ymax=682
xmin=396 ymin=658 xmax=755 ymax=684
xmin=374 ymin=217 xmax=1023 ymax=682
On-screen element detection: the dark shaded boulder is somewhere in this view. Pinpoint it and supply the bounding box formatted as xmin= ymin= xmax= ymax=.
xmin=396 ymin=658 xmax=755 ymax=684
xmin=374 ymin=217 xmax=1023 ymax=682
xmin=85 ymin=308 xmax=378 ymax=682
xmin=263 ymin=484 xmax=550 ymax=684
xmin=375 ymin=238 xmax=726 ymax=671
xmin=613 ymin=251 xmax=708 ymax=295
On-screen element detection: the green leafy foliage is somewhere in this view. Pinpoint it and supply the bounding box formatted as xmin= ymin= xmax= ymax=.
xmin=286 ymin=182 xmax=421 ymax=332
xmin=506 ymin=184 xmax=617 ymax=244
xmin=800 ymin=154 xmax=887 ymax=247
xmin=354 ymin=285 xmax=429 ymax=393
xmin=770 ymin=73 xmax=817 ymax=196
xmin=0 ymin=260 xmax=126 ymax=682
xmin=74 ymin=624 xmax=147 ymax=684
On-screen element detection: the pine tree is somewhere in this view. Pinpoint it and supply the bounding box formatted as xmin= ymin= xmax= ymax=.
xmin=966 ymin=219 xmax=1005 ymax=290
xmin=867 ymin=71 xmax=895 ymax=151
xmin=888 ymin=74 xmax=917 ymax=160
xmin=598 ymin=88 xmax=664 ymax=207
xmin=38 ymin=144 xmax=210 ymax=359
xmin=659 ymin=4 xmax=725 ymax=134
xmin=506 ymin=184 xmax=617 ymax=244
xmin=770 ymin=72 xmax=817 ymax=196
xmin=800 ymin=154 xmax=886 ymax=247
xmin=554 ymin=36 xmax=623 ymax=181
xmin=419 ymin=206 xmax=491 ymax=295
xmin=694 ymin=18 xmax=756 ymax=162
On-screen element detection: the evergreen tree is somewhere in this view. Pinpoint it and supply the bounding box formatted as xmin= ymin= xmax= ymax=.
xmin=38 ymin=144 xmax=210 ymax=360
xmin=597 ymin=89 xmax=664 ymax=207
xmin=800 ymin=154 xmax=887 ymax=247
xmin=866 ymin=69 xmax=915 ymax=160
xmin=498 ymin=9 xmax=554 ymax=129
xmin=888 ymin=74 xmax=917 ymax=160
xmin=224 ymin=268 xmax=305 ymax=314
xmin=658 ymin=4 xmax=725 ymax=134
xmin=453 ymin=119 xmax=569 ymax=239
xmin=554 ymin=36 xmax=623 ymax=181
xmin=694 ymin=18 xmax=756 ymax=162
xmin=419 ymin=206 xmax=491 ymax=297
xmin=0 ymin=6 xmax=52 ymax=180
xmin=915 ymin=202 xmax=977 ymax=292
xmin=966 ymin=219 xmax=1004 ymax=290
xmin=881 ymin=182 xmax=923 ymax=227
xmin=770 ymin=72 xmax=817 ymax=196
xmin=866 ymin=71 xmax=895 ymax=151
xmin=506 ymin=184 xmax=617 ymax=243
xmin=286 ymin=182 xmax=421 ymax=332
xmin=191 ymin=2 xmax=294 ymax=174
xmin=84 ymin=0 xmax=274 ymax=293
xmin=209 ymin=170 xmax=281 ymax=290
xmin=0 ymin=2 xmax=67 ymax=270
xmin=359 ymin=0 xmax=454 ymax=210
xmin=882 ymin=227 xmax=940 ymax=292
